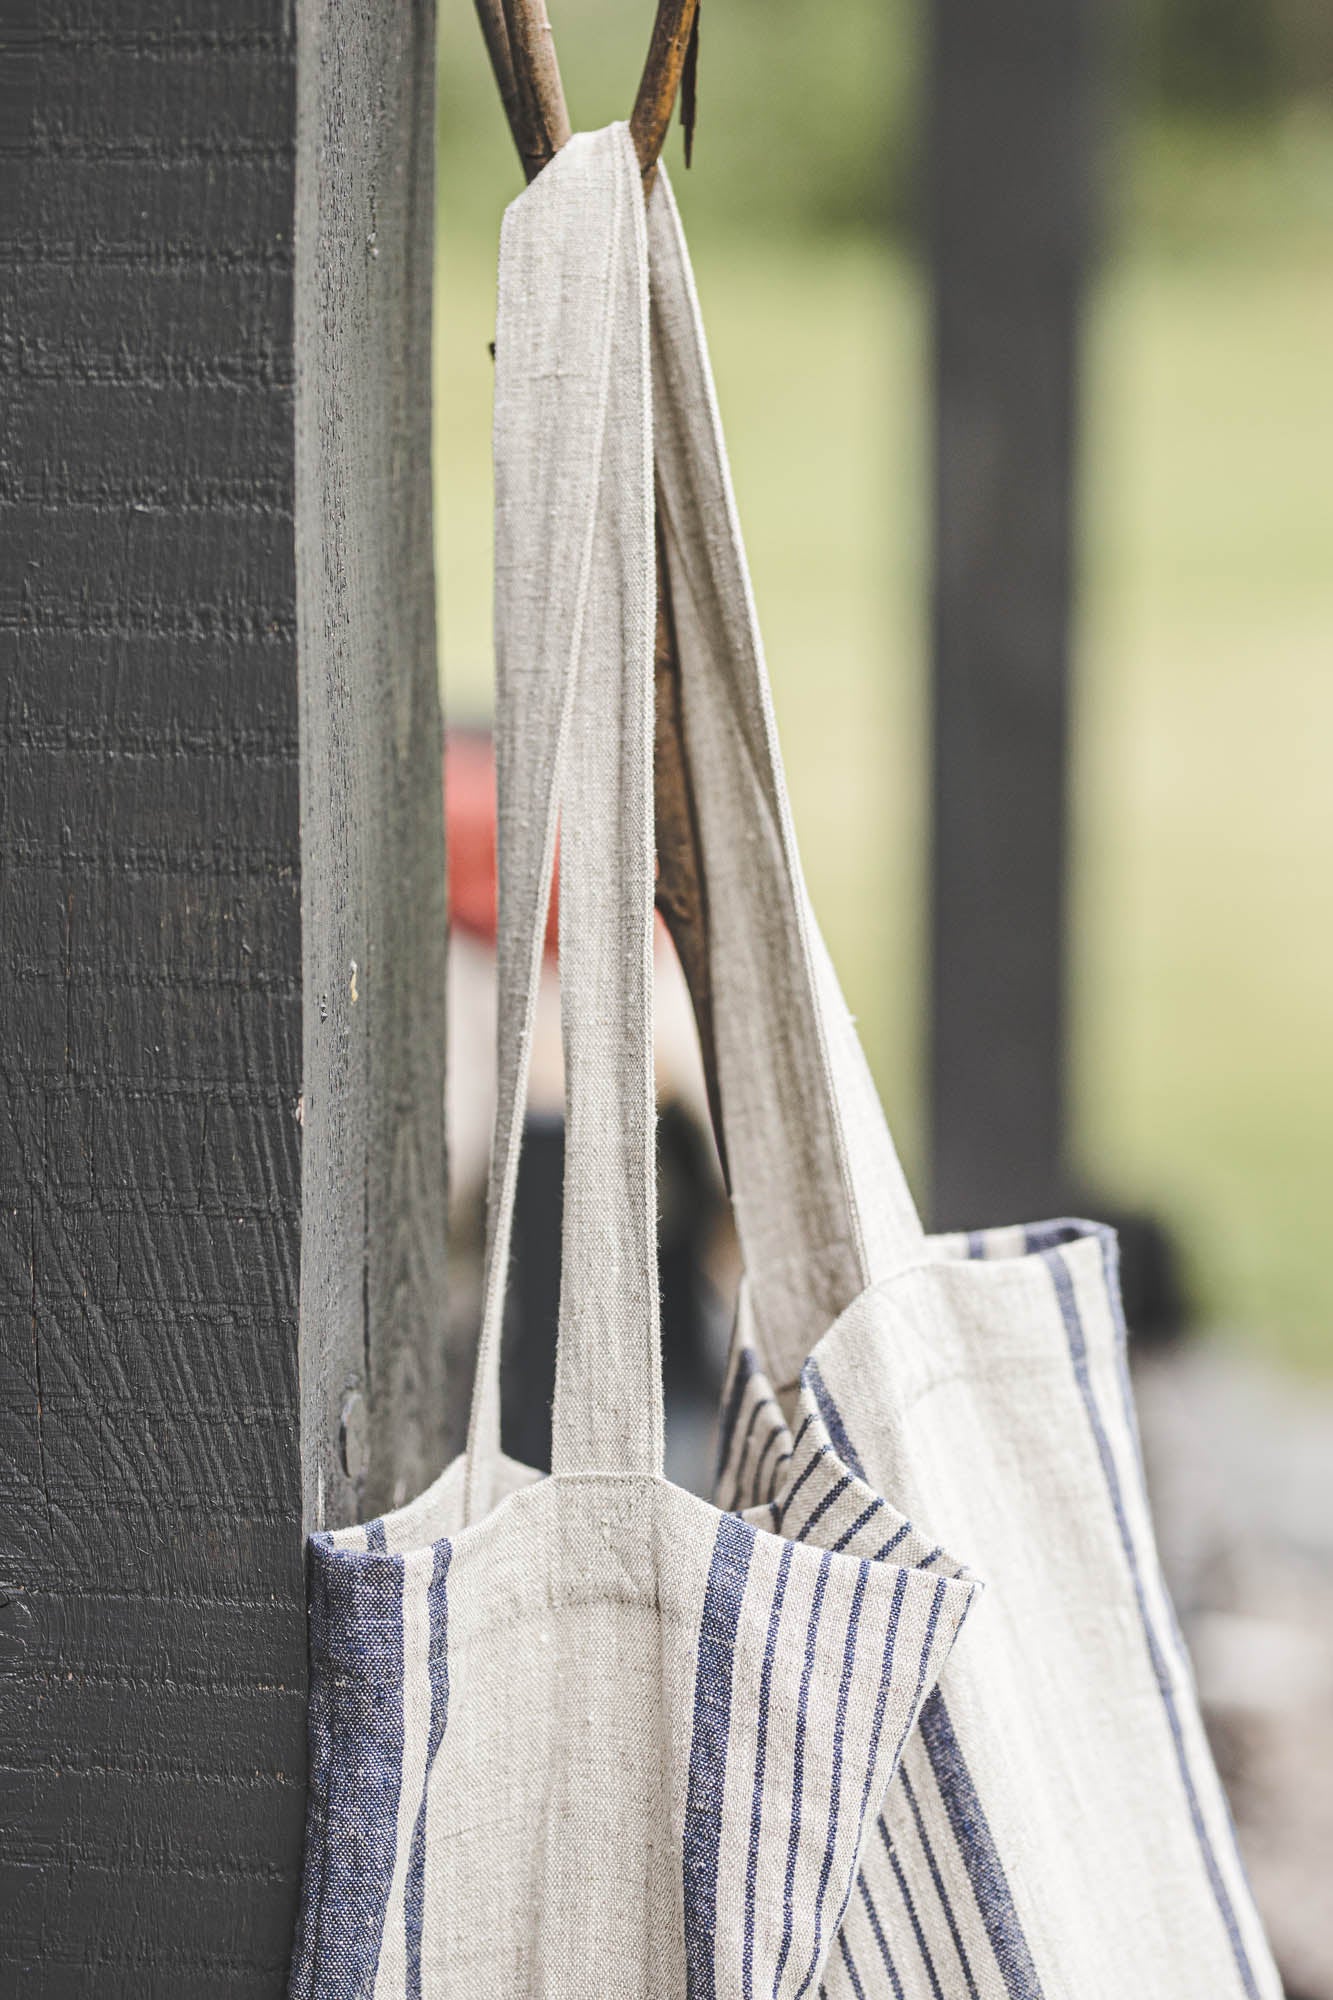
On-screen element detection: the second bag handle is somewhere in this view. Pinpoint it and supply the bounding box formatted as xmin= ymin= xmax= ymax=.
xmin=466 ymin=127 xmax=928 ymax=1526
xmin=647 ymin=172 xmax=927 ymax=1392
xmin=464 ymin=125 xmax=662 ymax=1525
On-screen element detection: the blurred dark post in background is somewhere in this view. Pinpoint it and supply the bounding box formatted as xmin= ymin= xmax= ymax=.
xmin=926 ymin=0 xmax=1100 ymax=1231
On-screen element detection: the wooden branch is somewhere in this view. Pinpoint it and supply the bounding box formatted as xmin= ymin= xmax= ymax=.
xmin=652 ymin=509 xmax=729 ymax=1189
xmin=630 ymin=0 xmax=701 ymax=186
xmin=473 ymin=0 xmax=726 ymax=1178
xmin=499 ymin=0 xmax=571 ymax=181
xmin=471 ymin=0 xmax=525 ymax=162
xmin=478 ymin=0 xmax=702 ymax=189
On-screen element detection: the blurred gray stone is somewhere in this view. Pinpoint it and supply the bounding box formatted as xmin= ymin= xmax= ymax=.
xmin=1135 ymin=1342 xmax=1333 ymax=1997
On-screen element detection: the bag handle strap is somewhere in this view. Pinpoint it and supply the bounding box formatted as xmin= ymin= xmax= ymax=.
xmin=646 ymin=172 xmax=927 ymax=1391
xmin=463 ymin=127 xmax=662 ymax=1526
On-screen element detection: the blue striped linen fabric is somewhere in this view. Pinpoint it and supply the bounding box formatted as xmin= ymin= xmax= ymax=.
xmin=289 ymin=122 xmax=1283 ymax=2000
xmin=716 ymin=1226 xmax=1281 ymax=2000
xmin=642 ymin=156 xmax=1281 ymax=2000
xmin=289 ymin=125 xmax=980 ymax=2000
xmin=289 ymin=1434 xmax=977 ymax=1998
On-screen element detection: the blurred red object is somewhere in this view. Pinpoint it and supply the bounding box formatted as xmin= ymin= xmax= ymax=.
xmin=446 ymin=726 xmax=669 ymax=962
xmin=445 ymin=726 xmax=560 ymax=958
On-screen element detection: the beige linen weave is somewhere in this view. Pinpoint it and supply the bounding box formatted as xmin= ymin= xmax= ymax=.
xmin=287 ymin=126 xmax=978 ymax=2000
xmin=639 ymin=131 xmax=1282 ymax=2000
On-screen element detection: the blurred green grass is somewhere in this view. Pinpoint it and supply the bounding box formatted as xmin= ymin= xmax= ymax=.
xmin=435 ymin=33 xmax=1333 ymax=1367
xmin=1077 ymin=124 xmax=1333 ymax=1365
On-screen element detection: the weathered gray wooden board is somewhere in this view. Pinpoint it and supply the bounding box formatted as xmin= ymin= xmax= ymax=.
xmin=0 ymin=2 xmax=445 ymax=1992
xmin=926 ymin=0 xmax=1100 ymax=1228
xmin=297 ymin=0 xmax=450 ymax=1530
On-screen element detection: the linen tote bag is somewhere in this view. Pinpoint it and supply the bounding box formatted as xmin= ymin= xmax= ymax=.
xmin=638 ymin=154 xmax=1283 ymax=2000
xmin=287 ymin=125 xmax=979 ymax=2000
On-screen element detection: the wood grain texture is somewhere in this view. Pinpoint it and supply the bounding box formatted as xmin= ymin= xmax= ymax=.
xmin=925 ymin=0 xmax=1101 ymax=1228
xmin=295 ymin=0 xmax=448 ymax=1527
xmin=0 ymin=1 xmax=445 ymax=1990
xmin=0 ymin=5 xmax=304 ymax=1991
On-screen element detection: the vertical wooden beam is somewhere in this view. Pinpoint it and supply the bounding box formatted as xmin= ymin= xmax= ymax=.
xmin=926 ymin=0 xmax=1100 ymax=1227
xmin=0 ymin=2 xmax=444 ymax=1991
xmin=296 ymin=0 xmax=449 ymax=1528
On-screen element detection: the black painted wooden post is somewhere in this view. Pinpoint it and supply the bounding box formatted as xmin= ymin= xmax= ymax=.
xmin=926 ymin=0 xmax=1100 ymax=1228
xmin=0 ymin=5 xmax=445 ymax=1993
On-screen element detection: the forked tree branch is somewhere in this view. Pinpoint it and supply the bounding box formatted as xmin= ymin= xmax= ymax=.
xmin=475 ymin=0 xmax=701 ymax=185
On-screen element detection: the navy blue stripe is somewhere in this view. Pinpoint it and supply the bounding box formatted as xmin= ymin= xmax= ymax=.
xmin=310 ymin=1553 xmax=407 ymax=1991
xmin=1052 ymin=1241 xmax=1263 ymax=1955
xmin=832 ymin=1496 xmax=885 ymax=1554
xmin=1092 ymin=1226 xmax=1202 ymax=1706
xmin=773 ymin=1441 xmax=831 ymax=1529
xmin=684 ymin=1512 xmax=756 ymax=2000
xmin=872 ymin=1522 xmax=912 ymax=1562
xmin=366 ymin=1519 xmax=388 ymax=1553
xmin=766 ymin=1413 xmax=815 ymax=1507
xmin=1103 ymin=1233 xmax=1257 ymax=1906
xmin=900 ymin=1765 xmax=980 ymax=2000
xmin=883 ymin=1575 xmax=948 ymax=1787
xmin=920 ymin=1228 xmax=1046 ymax=2000
xmin=917 ymin=1692 xmax=1043 ymax=2000
xmin=1099 ymin=1233 xmax=1197 ymax=1703
xmin=793 ymin=1562 xmax=870 ymax=1997
xmin=772 ymin=1551 xmax=834 ymax=1995
xmin=405 ymin=1542 xmax=453 ymax=2000
xmin=1096 ymin=1230 xmax=1147 ymax=1477
xmin=879 ymin=1820 xmax=945 ymax=2000
xmin=822 ymin=1568 xmax=908 ymax=1972
xmin=857 ymin=1875 xmax=905 ymax=2000
xmin=743 ymin=1540 xmax=795 ymax=1994
xmin=1043 ymin=1247 xmax=1262 ymax=2000
xmin=806 ymin=1358 xmax=867 ymax=1479
xmin=715 ymin=1344 xmax=757 ymax=1486
xmin=1097 ymin=1226 xmax=1197 ymax=1677
xmin=806 ymin=1365 xmax=943 ymax=1586
xmin=838 ymin=1930 xmax=869 ymax=1999
xmin=796 ymin=1473 xmax=853 ymax=1544
xmin=809 ymin=1239 xmax=1038 ymax=1998
xmin=1020 ymin=1219 xmax=1088 ymax=1257
xmin=751 ymin=1420 xmax=783 ymax=1503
